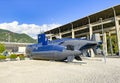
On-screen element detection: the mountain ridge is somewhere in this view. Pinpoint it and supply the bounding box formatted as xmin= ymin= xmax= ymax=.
xmin=0 ymin=29 xmax=37 ymax=43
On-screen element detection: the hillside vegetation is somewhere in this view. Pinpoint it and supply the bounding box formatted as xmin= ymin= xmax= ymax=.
xmin=0 ymin=29 xmax=37 ymax=43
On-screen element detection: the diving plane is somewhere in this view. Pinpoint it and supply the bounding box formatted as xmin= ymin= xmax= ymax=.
xmin=26 ymin=33 xmax=101 ymax=62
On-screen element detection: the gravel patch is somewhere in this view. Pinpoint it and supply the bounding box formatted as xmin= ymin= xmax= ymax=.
xmin=0 ymin=58 xmax=120 ymax=83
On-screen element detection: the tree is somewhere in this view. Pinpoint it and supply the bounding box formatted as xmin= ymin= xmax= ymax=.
xmin=107 ymin=34 xmax=118 ymax=53
xmin=0 ymin=43 xmax=6 ymax=53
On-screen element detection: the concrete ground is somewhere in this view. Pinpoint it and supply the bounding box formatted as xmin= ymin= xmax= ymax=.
xmin=0 ymin=57 xmax=120 ymax=83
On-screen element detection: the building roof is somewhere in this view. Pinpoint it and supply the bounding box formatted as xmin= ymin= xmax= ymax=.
xmin=45 ymin=5 xmax=120 ymax=34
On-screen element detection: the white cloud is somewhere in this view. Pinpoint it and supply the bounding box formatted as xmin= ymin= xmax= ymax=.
xmin=0 ymin=21 xmax=61 ymax=39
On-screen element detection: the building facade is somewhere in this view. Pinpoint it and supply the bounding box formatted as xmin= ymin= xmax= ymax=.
xmin=45 ymin=5 xmax=120 ymax=56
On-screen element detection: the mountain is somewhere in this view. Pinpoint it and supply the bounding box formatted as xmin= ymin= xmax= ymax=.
xmin=0 ymin=29 xmax=37 ymax=43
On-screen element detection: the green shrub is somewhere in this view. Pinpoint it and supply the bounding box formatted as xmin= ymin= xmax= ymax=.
xmin=9 ymin=54 xmax=17 ymax=59
xmin=19 ymin=54 xmax=25 ymax=60
xmin=0 ymin=43 xmax=6 ymax=53
xmin=0 ymin=55 xmax=6 ymax=60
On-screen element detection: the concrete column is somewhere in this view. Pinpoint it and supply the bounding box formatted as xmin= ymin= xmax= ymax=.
xmin=59 ymin=33 xmax=62 ymax=39
xmin=103 ymin=32 xmax=108 ymax=56
xmin=108 ymin=32 xmax=113 ymax=56
xmin=88 ymin=24 xmax=95 ymax=57
xmin=87 ymin=16 xmax=95 ymax=57
xmin=58 ymin=28 xmax=62 ymax=39
xmin=71 ymin=23 xmax=75 ymax=38
xmin=89 ymin=24 xmax=93 ymax=39
xmin=72 ymin=29 xmax=75 ymax=38
xmin=87 ymin=16 xmax=93 ymax=39
xmin=113 ymin=7 xmax=120 ymax=56
xmin=115 ymin=18 xmax=120 ymax=56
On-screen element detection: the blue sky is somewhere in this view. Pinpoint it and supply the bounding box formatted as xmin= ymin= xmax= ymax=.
xmin=0 ymin=0 xmax=119 ymax=38
xmin=0 ymin=0 xmax=120 ymax=25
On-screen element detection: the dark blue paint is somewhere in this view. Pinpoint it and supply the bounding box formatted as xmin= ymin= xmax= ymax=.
xmin=32 ymin=45 xmax=66 ymax=52
xmin=38 ymin=33 xmax=48 ymax=45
